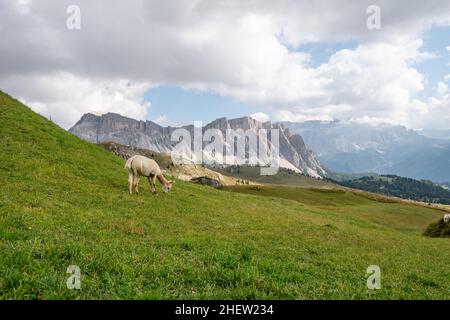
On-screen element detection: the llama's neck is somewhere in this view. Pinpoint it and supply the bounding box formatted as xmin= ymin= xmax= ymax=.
xmin=157 ymin=173 xmax=169 ymax=185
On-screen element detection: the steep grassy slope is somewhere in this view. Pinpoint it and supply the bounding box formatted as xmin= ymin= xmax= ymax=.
xmin=0 ymin=91 xmax=450 ymax=299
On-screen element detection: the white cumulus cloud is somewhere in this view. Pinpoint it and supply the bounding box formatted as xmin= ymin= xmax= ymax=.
xmin=0 ymin=72 xmax=151 ymax=129
xmin=250 ymin=112 xmax=270 ymax=122
xmin=0 ymin=0 xmax=450 ymax=129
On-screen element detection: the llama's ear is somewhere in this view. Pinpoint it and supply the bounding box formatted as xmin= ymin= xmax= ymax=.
xmin=169 ymin=180 xmax=174 ymax=184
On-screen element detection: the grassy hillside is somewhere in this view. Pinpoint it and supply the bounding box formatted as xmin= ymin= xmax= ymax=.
xmin=1 ymin=90 xmax=450 ymax=299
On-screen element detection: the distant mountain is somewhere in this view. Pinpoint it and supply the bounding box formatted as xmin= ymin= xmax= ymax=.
xmin=338 ymin=175 xmax=450 ymax=204
xmin=69 ymin=113 xmax=326 ymax=178
xmin=281 ymin=120 xmax=450 ymax=182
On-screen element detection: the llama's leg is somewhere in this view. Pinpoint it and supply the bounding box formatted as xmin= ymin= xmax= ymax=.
xmin=148 ymin=176 xmax=156 ymax=194
xmin=133 ymin=176 xmax=140 ymax=194
xmin=136 ymin=176 xmax=141 ymax=194
xmin=128 ymin=173 xmax=134 ymax=194
xmin=152 ymin=175 xmax=158 ymax=194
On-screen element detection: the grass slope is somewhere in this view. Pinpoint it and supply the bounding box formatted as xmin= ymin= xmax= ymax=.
xmin=1 ymin=91 xmax=450 ymax=299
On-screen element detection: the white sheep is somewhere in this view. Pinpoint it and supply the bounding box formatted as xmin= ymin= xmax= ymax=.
xmin=444 ymin=213 xmax=450 ymax=224
xmin=125 ymin=155 xmax=173 ymax=194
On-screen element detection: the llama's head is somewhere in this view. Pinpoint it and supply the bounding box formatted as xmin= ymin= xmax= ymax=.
xmin=162 ymin=180 xmax=174 ymax=193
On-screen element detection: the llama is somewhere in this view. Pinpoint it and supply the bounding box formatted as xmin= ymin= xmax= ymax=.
xmin=125 ymin=155 xmax=173 ymax=194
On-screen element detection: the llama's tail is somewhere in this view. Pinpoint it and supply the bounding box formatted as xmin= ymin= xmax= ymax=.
xmin=124 ymin=156 xmax=135 ymax=172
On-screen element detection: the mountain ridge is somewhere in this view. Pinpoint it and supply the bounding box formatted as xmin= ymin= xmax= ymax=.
xmin=281 ymin=120 xmax=450 ymax=182
xmin=69 ymin=112 xmax=326 ymax=178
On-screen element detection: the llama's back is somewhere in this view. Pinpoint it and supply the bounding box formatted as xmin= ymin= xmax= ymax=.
xmin=125 ymin=155 xmax=161 ymax=176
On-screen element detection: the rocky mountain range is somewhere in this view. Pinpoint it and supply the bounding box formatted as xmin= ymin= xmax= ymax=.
xmin=281 ymin=120 xmax=450 ymax=182
xmin=69 ymin=113 xmax=326 ymax=178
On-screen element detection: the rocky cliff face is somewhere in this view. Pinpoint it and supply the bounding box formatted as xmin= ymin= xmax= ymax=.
xmin=69 ymin=113 xmax=326 ymax=178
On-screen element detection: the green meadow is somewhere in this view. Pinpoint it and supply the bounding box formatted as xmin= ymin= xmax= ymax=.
xmin=0 ymin=91 xmax=449 ymax=299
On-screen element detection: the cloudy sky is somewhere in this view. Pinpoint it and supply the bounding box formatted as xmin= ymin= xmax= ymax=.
xmin=1 ymin=0 xmax=450 ymax=130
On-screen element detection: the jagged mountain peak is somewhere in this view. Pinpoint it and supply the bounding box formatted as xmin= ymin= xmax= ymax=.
xmin=69 ymin=112 xmax=326 ymax=178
